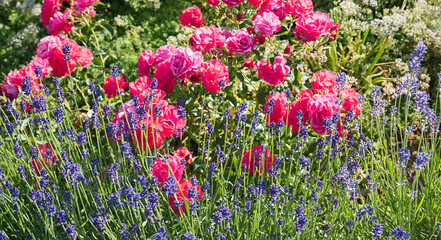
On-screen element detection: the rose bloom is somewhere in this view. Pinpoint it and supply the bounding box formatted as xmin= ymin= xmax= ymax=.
xmin=242 ymin=145 xmax=276 ymax=175
xmin=155 ymin=45 xmax=176 ymax=65
xmin=311 ymin=69 xmax=338 ymax=95
xmin=129 ymin=76 xmax=155 ymax=99
xmin=168 ymin=179 xmax=203 ymax=216
xmin=138 ymin=49 xmax=156 ymax=76
xmin=256 ymin=0 xmax=287 ymax=21
xmin=179 ymin=6 xmax=205 ymax=28
xmin=174 ymin=147 xmax=192 ymax=163
xmin=189 ymin=70 xmax=202 ymax=83
xmin=154 ymin=60 xmax=177 ymax=94
xmin=28 ymin=58 xmax=53 ymax=77
xmin=248 ymin=0 xmax=267 ymax=7
xmin=1 ymin=81 xmax=20 ymax=100
xmin=263 ymin=91 xmax=288 ymax=124
xmin=189 ymin=25 xmax=226 ymax=54
xmin=243 ymin=58 xmax=254 ymax=68
xmin=340 ymin=88 xmax=362 ymax=116
xmin=221 ymin=0 xmax=244 ymax=7
xmin=41 ymin=0 xmax=62 ymax=27
xmin=111 ymin=100 xmax=139 ymax=138
xmin=201 ymin=59 xmax=229 ymax=93
xmin=169 ymin=47 xmax=203 ymax=79
xmin=103 ymin=74 xmax=127 ymax=98
xmin=75 ymin=0 xmax=97 ymax=12
xmin=47 ymin=11 xmax=73 ymax=35
xmin=208 ymin=0 xmax=221 ymax=6
xmin=134 ymin=120 xmax=165 ymax=151
xmin=254 ymin=57 xmax=290 ymax=86
xmin=252 ymin=12 xmax=282 ymax=37
xmin=226 ymin=29 xmax=257 ymax=55
xmin=286 ymin=89 xmax=313 ymax=132
xmin=36 ymin=34 xmax=93 ymax=76
xmin=152 ymin=155 xmax=184 ymax=183
xmin=307 ymin=93 xmax=339 ymax=134
xmin=154 ymin=104 xmax=187 ymax=139
xmin=286 ymin=0 xmax=313 ymax=17
xmin=293 ymin=12 xmax=339 ymax=43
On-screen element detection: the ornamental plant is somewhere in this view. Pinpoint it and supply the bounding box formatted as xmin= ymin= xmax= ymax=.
xmin=0 ymin=0 xmax=440 ymax=239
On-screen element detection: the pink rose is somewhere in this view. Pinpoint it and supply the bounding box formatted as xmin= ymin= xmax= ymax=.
xmin=264 ymin=91 xmax=288 ymax=124
xmin=252 ymin=12 xmax=282 ymax=37
xmin=307 ymin=94 xmax=339 ymax=134
xmin=221 ymin=0 xmax=244 ymax=7
xmin=154 ymin=60 xmax=177 ymax=94
xmin=41 ymin=0 xmax=62 ymax=27
xmin=129 ymin=76 xmax=155 ymax=101
xmin=242 ymin=145 xmax=275 ymax=175
xmin=293 ymin=12 xmax=339 ymax=43
xmin=256 ymin=0 xmax=287 ymax=21
xmin=75 ymin=0 xmax=97 ymax=12
xmin=152 ymin=155 xmax=184 ymax=183
xmin=248 ymin=0 xmax=267 ymax=7
xmin=179 ymin=6 xmax=205 ymax=28
xmin=1 ymin=81 xmax=20 ymax=100
xmin=189 ymin=70 xmax=202 ymax=83
xmin=286 ymin=0 xmax=313 ymax=17
xmin=36 ymin=34 xmax=93 ymax=76
xmin=28 ymin=58 xmax=53 ymax=77
xmin=47 ymin=11 xmax=73 ymax=35
xmin=169 ymin=47 xmax=203 ymax=79
xmin=35 ymin=35 xmax=61 ymax=60
xmin=340 ymin=88 xmax=362 ymax=116
xmin=168 ymin=179 xmax=203 ymax=216
xmin=201 ymin=59 xmax=229 ymax=93
xmin=208 ymin=0 xmax=221 ymax=6
xmin=156 ymin=104 xmax=186 ymax=139
xmin=226 ymin=29 xmax=257 ymax=55
xmin=189 ymin=25 xmax=226 ymax=54
xmin=174 ymin=147 xmax=192 ymax=163
xmin=254 ymin=57 xmax=290 ymax=86
xmin=311 ymin=69 xmax=338 ymax=95
xmin=103 ymin=74 xmax=127 ymax=98
xmin=138 ymin=49 xmax=156 ymax=76
xmin=286 ymin=89 xmax=313 ymax=132
xmin=155 ymin=45 xmax=176 ymax=65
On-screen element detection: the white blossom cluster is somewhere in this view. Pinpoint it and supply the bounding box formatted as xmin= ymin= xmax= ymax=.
xmin=125 ymin=0 xmax=161 ymax=10
xmin=8 ymin=22 xmax=40 ymax=48
xmin=114 ymin=15 xmax=130 ymax=27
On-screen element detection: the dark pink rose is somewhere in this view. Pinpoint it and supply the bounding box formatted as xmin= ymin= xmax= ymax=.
xmin=242 ymin=145 xmax=275 ymax=175
xmin=254 ymin=57 xmax=290 ymax=86
xmin=311 ymin=69 xmax=338 ymax=95
xmin=103 ymin=74 xmax=127 ymax=98
xmin=152 ymin=155 xmax=184 ymax=183
xmin=340 ymin=88 xmax=362 ymax=116
xmin=226 ymin=29 xmax=257 ymax=55
xmin=169 ymin=47 xmax=203 ymax=79
xmin=256 ymin=0 xmax=287 ymax=21
xmin=286 ymin=0 xmax=313 ymax=17
xmin=47 ymin=11 xmax=73 ymax=35
xmin=41 ymin=0 xmax=62 ymax=27
xmin=293 ymin=12 xmax=339 ymax=43
xmin=154 ymin=60 xmax=177 ymax=94
xmin=179 ymin=6 xmax=205 ymax=28
xmin=221 ymin=0 xmax=244 ymax=7
xmin=263 ymin=91 xmax=288 ymax=124
xmin=138 ymin=49 xmax=156 ymax=76
xmin=201 ymin=59 xmax=229 ymax=93
xmin=189 ymin=25 xmax=226 ymax=54
xmin=307 ymin=93 xmax=339 ymax=134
